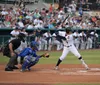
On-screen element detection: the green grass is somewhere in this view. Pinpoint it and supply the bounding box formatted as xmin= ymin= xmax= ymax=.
xmin=0 ymin=49 xmax=100 ymax=64
xmin=0 ymin=54 xmax=9 ymax=63
xmin=37 ymin=50 xmax=100 ymax=64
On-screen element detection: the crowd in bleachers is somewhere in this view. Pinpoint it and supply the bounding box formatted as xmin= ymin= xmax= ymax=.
xmin=0 ymin=0 xmax=100 ymax=29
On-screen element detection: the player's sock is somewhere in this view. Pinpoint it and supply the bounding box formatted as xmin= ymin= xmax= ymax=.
xmin=54 ymin=59 xmax=62 ymax=70
xmin=78 ymin=56 xmax=89 ymax=70
xmin=56 ymin=59 xmax=62 ymax=66
xmin=79 ymin=56 xmax=86 ymax=64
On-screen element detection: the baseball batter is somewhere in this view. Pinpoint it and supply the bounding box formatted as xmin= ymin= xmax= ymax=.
xmin=54 ymin=28 xmax=89 ymax=70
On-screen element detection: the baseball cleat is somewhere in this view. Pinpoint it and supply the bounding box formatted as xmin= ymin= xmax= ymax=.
xmin=20 ymin=69 xmax=26 ymax=72
xmin=5 ymin=67 xmax=13 ymax=71
xmin=83 ymin=64 xmax=89 ymax=70
xmin=27 ymin=67 xmax=31 ymax=71
xmin=54 ymin=66 xmax=59 ymax=70
xmin=11 ymin=66 xmax=19 ymax=69
xmin=85 ymin=66 xmax=90 ymax=70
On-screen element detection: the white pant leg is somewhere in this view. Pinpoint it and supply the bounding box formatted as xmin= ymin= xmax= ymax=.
xmin=86 ymin=38 xmax=93 ymax=49
xmin=80 ymin=40 xmax=86 ymax=50
xmin=86 ymin=39 xmax=90 ymax=49
xmin=38 ymin=40 xmax=42 ymax=51
xmin=48 ymin=39 xmax=52 ymax=51
xmin=69 ymin=45 xmax=89 ymax=69
xmin=74 ymin=39 xmax=80 ymax=49
xmin=76 ymin=41 xmax=80 ymax=50
xmin=69 ymin=45 xmax=81 ymax=58
xmin=53 ymin=40 xmax=61 ymax=50
xmin=41 ymin=39 xmax=47 ymax=50
xmin=89 ymin=38 xmax=93 ymax=49
xmin=60 ymin=47 xmax=69 ymax=60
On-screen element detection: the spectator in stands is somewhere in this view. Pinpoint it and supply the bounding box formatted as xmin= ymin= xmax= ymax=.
xmin=34 ymin=9 xmax=41 ymax=19
xmin=48 ymin=20 xmax=55 ymax=29
xmin=70 ymin=1 xmax=77 ymax=15
xmin=1 ymin=8 xmax=8 ymax=16
xmin=27 ymin=22 xmax=34 ymax=29
xmin=0 ymin=2 xmax=100 ymax=31
xmin=79 ymin=6 xmax=83 ymax=16
xmin=41 ymin=8 xmax=46 ymax=17
xmin=49 ymin=4 xmax=53 ymax=13
xmin=17 ymin=19 xmax=24 ymax=28
xmin=0 ymin=21 xmax=5 ymax=28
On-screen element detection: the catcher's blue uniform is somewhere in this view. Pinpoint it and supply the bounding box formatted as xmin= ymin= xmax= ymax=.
xmin=18 ymin=47 xmax=41 ymax=71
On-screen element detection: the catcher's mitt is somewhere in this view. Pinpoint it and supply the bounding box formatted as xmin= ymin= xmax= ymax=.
xmin=41 ymin=53 xmax=50 ymax=58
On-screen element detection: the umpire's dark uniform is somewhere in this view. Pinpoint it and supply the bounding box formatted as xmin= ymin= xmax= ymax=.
xmin=3 ymin=33 xmax=25 ymax=71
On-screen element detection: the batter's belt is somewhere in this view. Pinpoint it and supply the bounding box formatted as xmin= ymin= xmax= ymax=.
xmin=64 ymin=45 xmax=72 ymax=48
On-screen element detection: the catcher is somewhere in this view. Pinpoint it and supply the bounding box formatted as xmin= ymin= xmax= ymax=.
xmin=17 ymin=41 xmax=49 ymax=72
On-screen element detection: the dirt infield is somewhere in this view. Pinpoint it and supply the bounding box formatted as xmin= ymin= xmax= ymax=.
xmin=0 ymin=64 xmax=100 ymax=85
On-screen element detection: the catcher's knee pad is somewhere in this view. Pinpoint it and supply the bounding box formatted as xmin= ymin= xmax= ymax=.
xmin=24 ymin=56 xmax=33 ymax=63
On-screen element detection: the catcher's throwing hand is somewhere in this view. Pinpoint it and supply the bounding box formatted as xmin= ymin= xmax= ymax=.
xmin=41 ymin=53 xmax=50 ymax=58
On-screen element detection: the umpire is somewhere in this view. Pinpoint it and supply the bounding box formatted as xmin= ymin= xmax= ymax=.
xmin=3 ymin=33 xmax=26 ymax=71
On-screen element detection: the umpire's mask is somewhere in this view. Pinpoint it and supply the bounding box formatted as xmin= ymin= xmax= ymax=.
xmin=18 ymin=33 xmax=26 ymax=42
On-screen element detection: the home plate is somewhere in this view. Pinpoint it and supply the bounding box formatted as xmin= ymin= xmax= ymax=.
xmin=89 ymin=68 xmax=100 ymax=72
xmin=90 ymin=68 xmax=100 ymax=70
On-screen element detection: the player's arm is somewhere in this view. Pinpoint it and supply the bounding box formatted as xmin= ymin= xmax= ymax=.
xmin=9 ymin=42 xmax=15 ymax=57
xmin=55 ymin=31 xmax=66 ymax=40
xmin=9 ymin=43 xmax=14 ymax=53
xmin=32 ymin=52 xmax=41 ymax=61
xmin=32 ymin=52 xmax=49 ymax=61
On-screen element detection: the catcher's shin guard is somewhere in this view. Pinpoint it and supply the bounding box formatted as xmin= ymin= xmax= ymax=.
xmin=21 ymin=61 xmax=29 ymax=71
xmin=27 ymin=60 xmax=39 ymax=70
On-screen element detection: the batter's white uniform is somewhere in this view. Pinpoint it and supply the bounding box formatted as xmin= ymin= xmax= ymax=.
xmin=55 ymin=31 xmax=89 ymax=70
xmin=58 ymin=31 xmax=81 ymax=60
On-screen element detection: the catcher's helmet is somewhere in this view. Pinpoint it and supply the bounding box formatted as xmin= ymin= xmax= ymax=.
xmin=30 ymin=41 xmax=39 ymax=51
xmin=18 ymin=33 xmax=26 ymax=42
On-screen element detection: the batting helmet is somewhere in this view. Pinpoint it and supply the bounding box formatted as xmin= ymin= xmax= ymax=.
xmin=30 ymin=41 xmax=39 ymax=51
xmin=65 ymin=27 xmax=72 ymax=33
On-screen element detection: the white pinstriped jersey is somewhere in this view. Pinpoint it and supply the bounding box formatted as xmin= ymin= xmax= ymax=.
xmin=59 ymin=31 xmax=74 ymax=47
